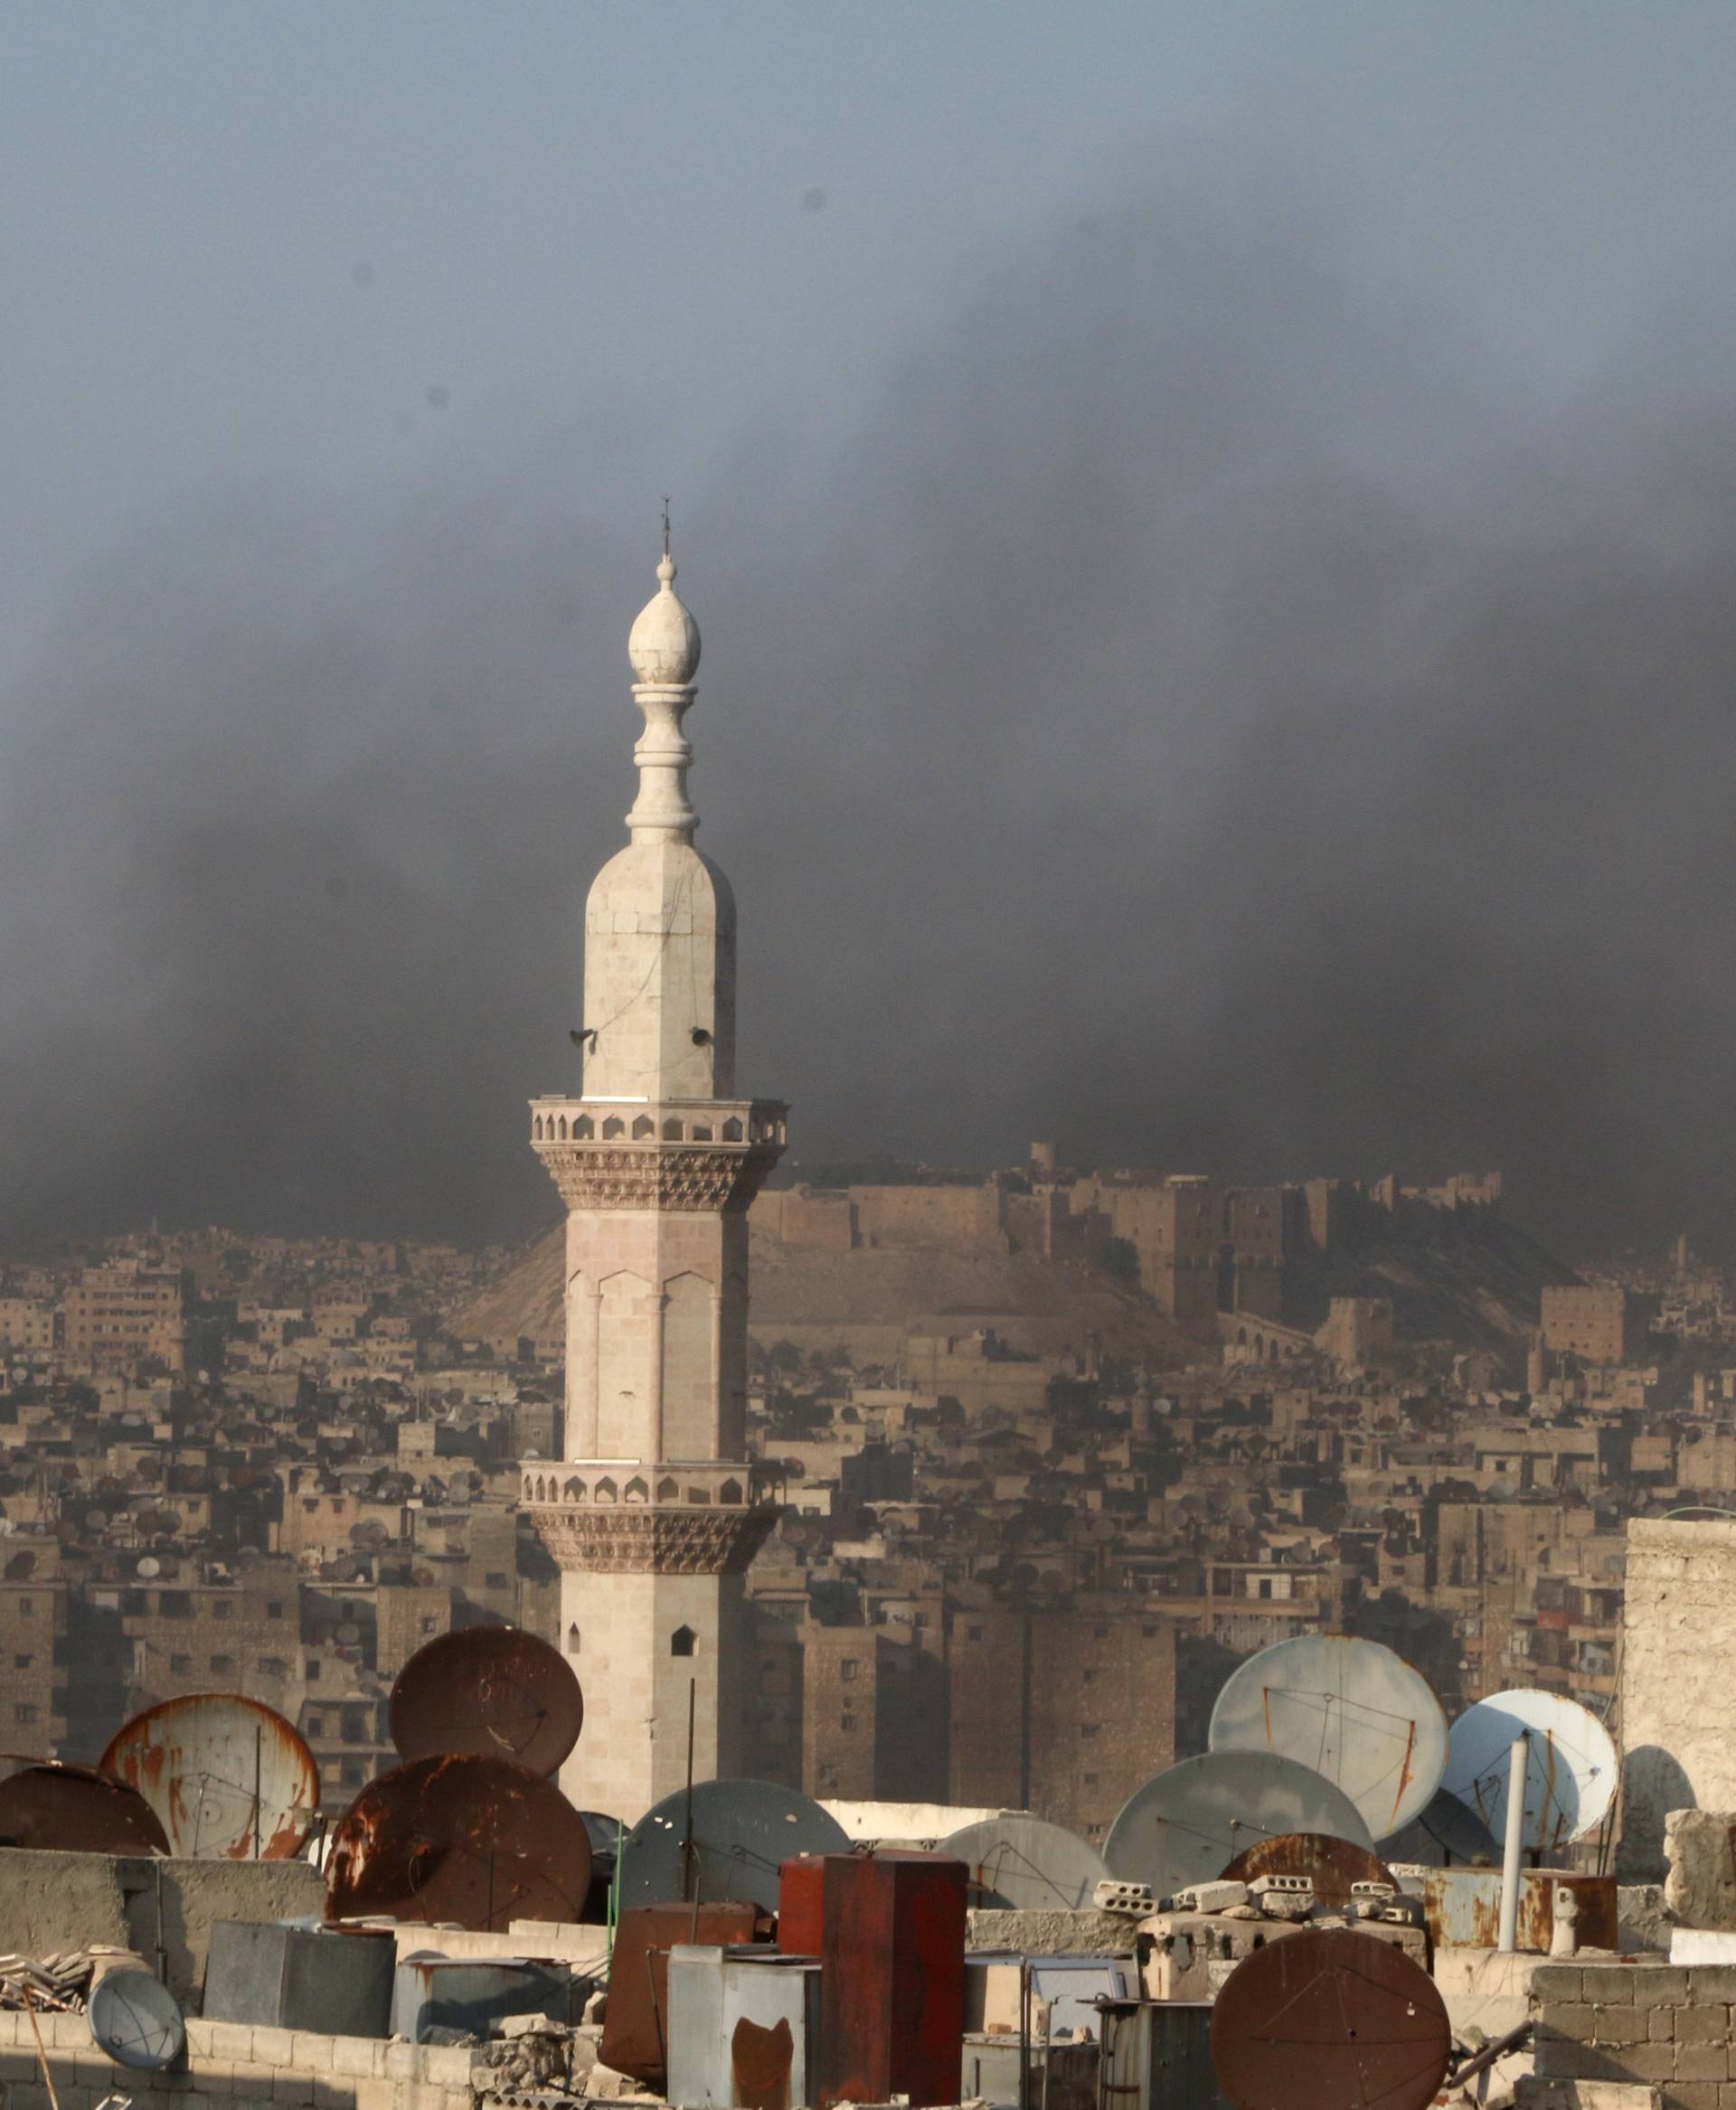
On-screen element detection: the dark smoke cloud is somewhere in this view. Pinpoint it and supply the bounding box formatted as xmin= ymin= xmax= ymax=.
xmin=5 ymin=161 xmax=1736 ymax=1258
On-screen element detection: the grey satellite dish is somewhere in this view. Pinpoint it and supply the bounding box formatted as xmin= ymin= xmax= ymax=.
xmin=1441 ymin=1688 xmax=1618 ymax=1858
xmin=1209 ymin=1635 xmax=1448 ymax=1842
xmin=1381 ymin=1784 xmax=1500 ymax=1868
xmin=940 ymin=1815 xmax=1110 ymax=1912
xmin=618 ymin=1778 xmax=848 ymax=1914
xmin=90 ymin=1969 xmax=186 ymax=2070
xmin=1104 ymin=1751 xmax=1375 ymax=1902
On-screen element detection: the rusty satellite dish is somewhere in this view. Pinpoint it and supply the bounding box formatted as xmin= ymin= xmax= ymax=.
xmin=1211 ymin=1926 xmax=1451 ymax=2110
xmin=100 ymin=1693 xmax=320 ymax=1860
xmin=326 ymin=1753 xmax=593 ymax=1931
xmin=1220 ymin=1832 xmax=1401 ymax=1911
xmin=388 ymin=1625 xmax=582 ymax=1777
xmin=0 ymin=1756 xmax=169 ymax=1856
xmin=618 ymin=1780 xmax=848 ymax=1914
xmin=1104 ymin=1751 xmax=1374 ymax=1904
xmin=1209 ymin=1635 xmax=1448 ymax=1843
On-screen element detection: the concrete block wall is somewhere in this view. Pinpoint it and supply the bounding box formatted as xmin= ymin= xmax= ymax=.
xmin=1531 ymin=1959 xmax=1736 ymax=2110
xmin=0 ymin=2011 xmax=483 ymax=2110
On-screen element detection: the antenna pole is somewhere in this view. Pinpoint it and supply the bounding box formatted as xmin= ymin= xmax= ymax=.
xmin=680 ymin=1678 xmax=696 ymax=1903
xmin=1496 ymin=1734 xmax=1527 ymax=1952
xmin=253 ymin=1724 xmax=263 ymax=1859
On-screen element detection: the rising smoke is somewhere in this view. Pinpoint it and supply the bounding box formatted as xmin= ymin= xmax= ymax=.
xmin=5 ymin=159 xmax=1735 ymax=1257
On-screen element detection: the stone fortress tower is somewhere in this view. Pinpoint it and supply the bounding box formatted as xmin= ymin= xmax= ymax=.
xmin=520 ymin=535 xmax=787 ymax=1823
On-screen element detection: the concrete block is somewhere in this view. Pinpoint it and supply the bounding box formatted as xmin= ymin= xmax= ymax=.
xmin=1623 ymin=2049 xmax=1682 ymax=2085
xmin=382 ymin=2042 xmax=419 ymax=2082
xmin=250 ymin=2029 xmax=295 ymax=2068
xmin=270 ymin=2071 xmax=315 ymax=2105
xmin=191 ymin=2059 xmax=240 ymax=2096
xmin=1653 ymin=2011 xmax=1680 ymax=2041
xmin=328 ymin=2038 xmax=380 ymax=2079
xmin=1540 ymin=2042 xmax=1634 ymax=2082
xmin=1675 ymin=2009 xmax=1731 ymax=2043
xmin=1691 ymin=1971 xmax=1736 ymax=2002
xmin=1547 ymin=2007 xmax=1604 ymax=2041
xmin=1594 ymin=2009 xmax=1648 ymax=2047
xmin=413 ymin=2048 xmax=475 ymax=2088
xmin=1676 ymin=2048 xmax=1731 ymax=2084
xmin=1668 ymin=2087 xmax=1724 ymax=2110
xmin=208 ymin=2025 xmax=256 ymax=2063
xmin=348 ymin=2083 xmax=394 ymax=2110
xmin=1537 ymin=1968 xmax=1590 ymax=2002
xmin=1585 ymin=1968 xmax=1652 ymax=2001
xmin=1635 ymin=1971 xmax=1694 ymax=2002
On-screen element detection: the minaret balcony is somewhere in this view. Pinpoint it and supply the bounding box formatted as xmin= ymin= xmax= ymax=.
xmin=517 ymin=1456 xmax=785 ymax=1577
xmin=529 ymin=1096 xmax=788 ymax=1213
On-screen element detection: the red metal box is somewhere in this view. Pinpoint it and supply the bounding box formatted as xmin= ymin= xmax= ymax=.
xmin=817 ymin=1850 xmax=967 ymax=2110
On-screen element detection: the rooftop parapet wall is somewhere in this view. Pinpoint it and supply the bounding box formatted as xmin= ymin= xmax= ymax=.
xmin=1619 ymin=1521 xmax=1736 ymax=1880
xmin=0 ymin=2010 xmax=485 ymax=2110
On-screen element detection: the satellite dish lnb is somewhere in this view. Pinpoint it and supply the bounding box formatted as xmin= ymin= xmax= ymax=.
xmin=89 ymin=1970 xmax=186 ymax=2070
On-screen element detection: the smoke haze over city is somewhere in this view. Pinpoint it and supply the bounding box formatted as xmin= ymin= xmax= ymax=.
xmin=5 ymin=5 xmax=1736 ymax=1254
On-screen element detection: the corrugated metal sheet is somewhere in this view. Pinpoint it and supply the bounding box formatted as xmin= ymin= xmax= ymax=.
xmin=1390 ymin=1863 xmax=1617 ymax=1953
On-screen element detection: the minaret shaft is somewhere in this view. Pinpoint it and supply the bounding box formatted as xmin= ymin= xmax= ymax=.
xmin=520 ymin=542 xmax=784 ymax=1823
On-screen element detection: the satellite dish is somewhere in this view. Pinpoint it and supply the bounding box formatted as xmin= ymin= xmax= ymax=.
xmin=1220 ymin=1832 xmax=1401 ymax=1911
xmin=1211 ymin=1927 xmax=1451 ymax=2110
xmin=1209 ymin=1635 xmax=1448 ymax=1842
xmin=618 ymin=1779 xmax=849 ymax=1915
xmin=101 ymin=1694 xmax=321 ymax=1860
xmin=388 ymin=1626 xmax=582 ymax=1777
xmin=1380 ymin=1785 xmax=1499 ymax=1868
xmin=326 ymin=1753 xmax=592 ymax=1931
xmin=88 ymin=1969 xmax=186 ymax=2070
xmin=335 ymin=1622 xmax=362 ymax=1645
xmin=137 ymin=1557 xmax=161 ymax=1579
xmin=0 ymin=1757 xmax=170 ymax=1856
xmin=939 ymin=1815 xmax=1111 ymax=1912
xmin=1440 ymin=1688 xmax=1618 ymax=1858
xmin=1104 ymin=1752 xmax=1374 ymax=1903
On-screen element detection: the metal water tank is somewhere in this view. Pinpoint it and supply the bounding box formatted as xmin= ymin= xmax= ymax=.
xmin=666 ymin=1945 xmax=823 ymax=2109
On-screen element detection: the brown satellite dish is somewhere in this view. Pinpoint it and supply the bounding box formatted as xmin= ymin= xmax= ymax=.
xmin=101 ymin=1694 xmax=320 ymax=1860
xmin=388 ymin=1626 xmax=583 ymax=1777
xmin=325 ymin=1753 xmax=592 ymax=1932
xmin=1211 ymin=1927 xmax=1451 ymax=2110
xmin=0 ymin=1757 xmax=170 ymax=1856
xmin=1220 ymin=1832 xmax=1401 ymax=1911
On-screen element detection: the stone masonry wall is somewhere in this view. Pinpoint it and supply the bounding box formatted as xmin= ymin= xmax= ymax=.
xmin=1531 ymin=1958 xmax=1736 ymax=2110
xmin=1619 ymin=1521 xmax=1736 ymax=1881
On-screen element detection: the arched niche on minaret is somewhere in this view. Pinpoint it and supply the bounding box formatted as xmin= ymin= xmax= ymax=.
xmin=596 ymin=1268 xmax=656 ymax=1459
xmin=661 ymin=1270 xmax=716 ymax=1459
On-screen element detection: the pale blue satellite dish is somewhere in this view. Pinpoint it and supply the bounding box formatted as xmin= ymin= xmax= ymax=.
xmin=1209 ymin=1635 xmax=1448 ymax=1842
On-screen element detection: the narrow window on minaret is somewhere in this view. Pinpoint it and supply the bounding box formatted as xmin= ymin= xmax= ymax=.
xmin=671 ymin=1625 xmax=696 ymax=1657
xmin=566 ymin=1625 xmax=580 ymax=1655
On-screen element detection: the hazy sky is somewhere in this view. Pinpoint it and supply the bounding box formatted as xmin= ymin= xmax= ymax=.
xmin=6 ymin=4 xmax=1736 ymax=1255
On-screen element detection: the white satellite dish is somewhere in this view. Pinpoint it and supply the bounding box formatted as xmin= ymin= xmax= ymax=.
xmin=1104 ymin=1750 xmax=1374 ymax=1902
xmin=89 ymin=1969 xmax=185 ymax=2069
xmin=1440 ymin=1687 xmax=1618 ymax=1858
xmin=1210 ymin=1634 xmax=1448 ymax=1842
xmin=136 ymin=1557 xmax=161 ymax=1580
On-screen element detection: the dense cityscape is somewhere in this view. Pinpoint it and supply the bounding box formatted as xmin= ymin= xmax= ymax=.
xmin=0 ymin=1152 xmax=1711 ymax=1851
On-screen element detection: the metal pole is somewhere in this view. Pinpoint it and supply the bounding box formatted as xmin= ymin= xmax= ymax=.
xmin=1497 ymin=1733 xmax=1528 ymax=1953
xmin=253 ymin=1724 xmax=263 ymax=1859
xmin=680 ymin=1678 xmax=696 ymax=1904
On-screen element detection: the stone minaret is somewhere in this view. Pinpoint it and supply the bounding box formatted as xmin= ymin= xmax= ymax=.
xmin=522 ymin=539 xmax=786 ymax=1823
